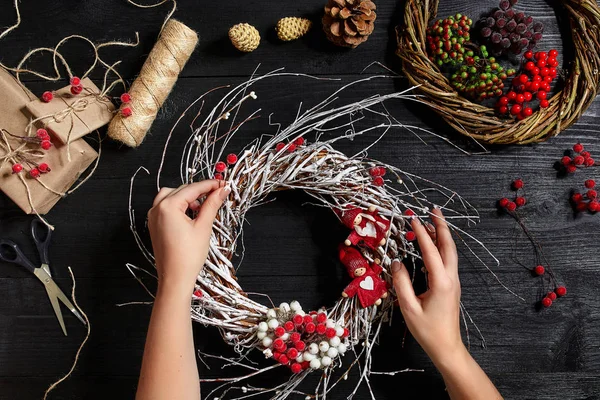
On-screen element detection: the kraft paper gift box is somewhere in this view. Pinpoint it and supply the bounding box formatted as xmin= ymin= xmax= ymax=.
xmin=0 ymin=67 xmax=98 ymax=214
xmin=25 ymin=77 xmax=115 ymax=145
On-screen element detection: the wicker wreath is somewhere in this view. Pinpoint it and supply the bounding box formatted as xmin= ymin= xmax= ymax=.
xmin=130 ymin=73 xmax=498 ymax=399
xmin=396 ymin=0 xmax=600 ymax=145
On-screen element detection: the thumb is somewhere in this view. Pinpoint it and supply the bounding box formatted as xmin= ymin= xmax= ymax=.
xmin=194 ymin=185 xmax=231 ymax=232
xmin=392 ymin=259 xmax=421 ymax=314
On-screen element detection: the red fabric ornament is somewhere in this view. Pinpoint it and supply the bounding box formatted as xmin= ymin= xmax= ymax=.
xmin=215 ymin=161 xmax=227 ymax=173
xmin=555 ymin=286 xmax=567 ymax=297
xmin=339 ymin=246 xmax=389 ymax=308
xmin=226 ymin=153 xmax=238 ymax=164
xmin=41 ymin=91 xmax=53 ymax=102
xmin=338 ymin=207 xmax=390 ymax=250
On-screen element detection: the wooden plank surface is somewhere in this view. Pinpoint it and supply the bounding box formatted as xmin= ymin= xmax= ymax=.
xmin=1 ymin=0 xmax=600 ymax=399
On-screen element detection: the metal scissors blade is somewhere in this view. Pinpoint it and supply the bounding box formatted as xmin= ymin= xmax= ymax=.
xmin=34 ymin=268 xmax=87 ymax=335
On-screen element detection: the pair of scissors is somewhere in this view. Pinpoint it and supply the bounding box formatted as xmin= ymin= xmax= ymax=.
xmin=0 ymin=219 xmax=87 ymax=335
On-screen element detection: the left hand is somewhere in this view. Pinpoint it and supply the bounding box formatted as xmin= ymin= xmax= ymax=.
xmin=147 ymin=180 xmax=230 ymax=293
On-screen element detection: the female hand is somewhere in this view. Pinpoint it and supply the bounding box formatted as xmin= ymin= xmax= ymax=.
xmin=147 ymin=179 xmax=231 ymax=293
xmin=391 ymin=207 xmax=464 ymax=366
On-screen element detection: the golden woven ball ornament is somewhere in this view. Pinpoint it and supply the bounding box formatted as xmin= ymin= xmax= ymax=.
xmin=229 ymin=23 xmax=261 ymax=52
xmin=396 ymin=0 xmax=600 ymax=145
xmin=276 ymin=17 xmax=312 ymax=41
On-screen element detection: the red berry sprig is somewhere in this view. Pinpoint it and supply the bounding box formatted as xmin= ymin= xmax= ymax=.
xmin=274 ymin=137 xmax=305 ymax=154
xmin=70 ymin=76 xmax=84 ymax=96
xmin=572 ymin=179 xmax=599 ymax=213
xmin=4 ymin=129 xmax=53 ymax=179
xmin=561 ymin=143 xmax=596 ymax=174
xmin=369 ymin=166 xmax=387 ymax=187
xmin=426 ymin=14 xmax=472 ymax=67
xmin=497 ymin=179 xmax=526 ymax=212
xmin=41 ymin=91 xmax=54 ymax=103
xmin=496 ymin=49 xmax=558 ymax=119
xmin=120 ymin=92 xmax=132 ymax=103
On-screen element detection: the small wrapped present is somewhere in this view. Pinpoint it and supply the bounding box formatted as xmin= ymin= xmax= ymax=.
xmin=25 ymin=78 xmax=115 ymax=145
xmin=0 ymin=67 xmax=98 ymax=214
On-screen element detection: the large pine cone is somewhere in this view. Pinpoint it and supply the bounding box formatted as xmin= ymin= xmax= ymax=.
xmin=322 ymin=0 xmax=376 ymax=48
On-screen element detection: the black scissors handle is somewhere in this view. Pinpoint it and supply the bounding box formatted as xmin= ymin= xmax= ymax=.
xmin=30 ymin=219 xmax=51 ymax=266
xmin=0 ymin=239 xmax=37 ymax=274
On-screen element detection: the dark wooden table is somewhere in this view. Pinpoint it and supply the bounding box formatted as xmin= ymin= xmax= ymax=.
xmin=1 ymin=1 xmax=599 ymax=399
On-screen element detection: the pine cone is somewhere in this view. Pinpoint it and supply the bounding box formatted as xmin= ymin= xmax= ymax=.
xmin=276 ymin=17 xmax=312 ymax=41
xmin=322 ymin=0 xmax=376 ymax=48
xmin=229 ymin=23 xmax=260 ymax=52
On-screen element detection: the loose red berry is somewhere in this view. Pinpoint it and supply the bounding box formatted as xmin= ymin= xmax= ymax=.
xmin=566 ymin=165 xmax=577 ymax=173
xmin=215 ymin=161 xmax=227 ymax=173
xmin=70 ymin=76 xmax=81 ymax=86
xmin=29 ymin=168 xmax=40 ymax=178
xmin=287 ymin=144 xmax=297 ymax=153
xmin=572 ymin=193 xmax=583 ymax=202
xmin=548 ymin=292 xmax=557 ymax=301
xmin=305 ymin=322 xmax=316 ymax=333
xmin=534 ymin=265 xmax=545 ymax=275
xmin=541 ymin=297 xmax=553 ymax=308
xmin=585 ymin=158 xmax=595 ymax=166
xmin=549 ymin=49 xmax=558 ymax=58
xmin=537 ymin=91 xmax=547 ymax=100
xmin=38 ymin=163 xmax=50 ymax=173
xmin=274 ymin=327 xmax=285 ymax=337
xmin=506 ymin=201 xmax=517 ymax=211
xmin=11 ymin=163 xmax=23 ymax=174
xmin=214 ymin=173 xmax=223 ymax=180
xmin=499 ymin=198 xmax=509 ymax=208
xmin=515 ymin=196 xmax=526 ymax=207
xmin=291 ymin=363 xmax=302 ymax=374
xmin=585 ymin=179 xmax=596 ymax=189
xmin=275 ymin=142 xmax=286 ymax=152
xmin=226 ymin=153 xmax=238 ymax=165
xmin=510 ymin=104 xmax=522 ymax=115
xmin=316 ymin=313 xmax=327 ymax=323
xmin=561 ymin=156 xmax=572 ymax=166
xmin=372 ymin=176 xmax=384 ymax=186
xmin=294 ymin=137 xmax=305 ymax=146
xmin=524 ymin=50 xmax=534 ymax=59
xmin=512 ymin=179 xmax=524 ymax=189
xmin=36 ymin=128 xmax=49 ymax=139
xmin=573 ymin=155 xmax=585 ymax=165
xmin=41 ymin=140 xmax=52 ymax=150
xmin=325 ymin=328 xmax=336 ymax=338
xmin=70 ymin=84 xmax=83 ymax=95
xmin=121 ymin=107 xmax=132 ymax=117
xmin=555 ymin=286 xmax=567 ymax=297
xmin=316 ymin=323 xmax=327 ymax=335
xmin=120 ymin=92 xmax=131 ymax=103
xmin=587 ymin=189 xmax=597 ymax=199
xmin=540 ymin=99 xmax=549 ymax=108
xmin=405 ymin=231 xmax=416 ymax=241
xmin=41 ymin=91 xmax=53 ymax=102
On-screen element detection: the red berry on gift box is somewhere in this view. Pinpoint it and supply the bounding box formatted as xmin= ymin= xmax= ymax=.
xmin=405 ymin=231 xmax=416 ymax=241
xmin=70 ymin=76 xmax=81 ymax=86
xmin=274 ymin=327 xmax=285 ymax=337
xmin=284 ymin=321 xmax=295 ymax=331
xmin=316 ymin=323 xmax=327 ymax=335
xmin=120 ymin=92 xmax=131 ymax=103
xmin=36 ymin=128 xmax=49 ymax=139
xmin=226 ymin=153 xmax=238 ymax=165
xmin=587 ymin=190 xmax=597 ymax=199
xmin=573 ymin=143 xmax=584 ymax=153
xmin=121 ymin=107 xmax=133 ymax=117
xmin=316 ymin=313 xmax=327 ymax=323
xmin=524 ymin=50 xmax=534 ymax=59
xmin=573 ymin=155 xmax=585 ymax=165
xmin=566 ymin=164 xmax=577 ymax=173
xmin=585 ymin=158 xmax=595 ymax=166
xmin=499 ymin=198 xmax=509 ymax=208
xmin=294 ymin=137 xmax=305 ymax=146
xmin=506 ymin=201 xmax=517 ymax=211
xmin=291 ymin=363 xmax=302 ymax=374
xmin=325 ymin=328 xmax=336 ymax=338
xmin=555 ymin=286 xmax=567 ymax=297
xmin=275 ymin=142 xmax=286 ymax=152
xmin=41 ymin=140 xmax=52 ymax=150
xmin=585 ymin=179 xmax=596 ymax=189
xmin=287 ymin=348 xmax=299 ymax=360
xmin=215 ymin=161 xmax=227 ymax=173
xmin=548 ymin=292 xmax=557 ymax=301
xmin=534 ymin=265 xmax=545 ymax=275
xmin=561 ymin=156 xmax=572 ymax=166
xmin=29 ymin=168 xmax=40 ymax=178
xmin=38 ymin=163 xmax=50 ymax=173
xmin=373 ymin=177 xmax=384 ymax=186
xmin=290 ymin=332 xmax=301 ymax=343
xmin=540 ymin=99 xmax=549 ymax=108
xmin=295 ymin=341 xmax=306 ymax=351
xmin=549 ymin=49 xmax=558 ymax=58
xmin=305 ymin=322 xmax=316 ymax=333
xmin=510 ymin=104 xmax=522 ymax=115
xmin=515 ymin=196 xmax=526 ymax=207
xmin=513 ymin=179 xmax=524 ymax=189
xmin=279 ymin=355 xmax=290 ymax=365
xmin=537 ymin=91 xmax=547 ymax=100
xmin=11 ymin=163 xmax=23 ymax=174
xmin=41 ymin=91 xmax=53 ymax=102
xmin=214 ymin=173 xmax=223 ymax=180
xmin=541 ymin=297 xmax=552 ymax=308
xmin=572 ymin=193 xmax=583 ymax=202
xmin=70 ymin=84 xmax=83 ymax=95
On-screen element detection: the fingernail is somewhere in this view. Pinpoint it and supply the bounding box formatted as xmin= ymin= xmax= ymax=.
xmin=391 ymin=259 xmax=402 ymax=273
xmin=433 ymin=204 xmax=440 ymax=209
xmin=219 ymin=185 xmax=231 ymax=200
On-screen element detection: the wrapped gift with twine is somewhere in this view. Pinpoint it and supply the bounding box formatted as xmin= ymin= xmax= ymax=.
xmin=0 ymin=67 xmax=98 ymax=218
xmin=25 ymin=78 xmax=115 ymax=146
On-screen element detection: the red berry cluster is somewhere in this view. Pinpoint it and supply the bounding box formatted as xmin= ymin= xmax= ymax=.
xmin=9 ymin=128 xmax=53 ymax=179
xmin=70 ymin=76 xmax=84 ymax=95
xmin=213 ymin=153 xmax=238 ymax=180
xmin=535 ymin=262 xmax=567 ymax=309
xmin=497 ymin=179 xmax=526 ymax=211
xmin=496 ymin=50 xmax=558 ymax=119
xmin=274 ymin=137 xmax=305 ymax=154
xmin=119 ymin=92 xmax=133 ymax=118
xmin=561 ymin=143 xmax=596 ymax=174
xmin=369 ymin=166 xmax=387 ymax=187
xmin=572 ymin=179 xmax=598 ymax=213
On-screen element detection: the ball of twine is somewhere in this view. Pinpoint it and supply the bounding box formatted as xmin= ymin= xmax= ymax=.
xmin=107 ymin=19 xmax=198 ymax=147
xmin=396 ymin=0 xmax=600 ymax=145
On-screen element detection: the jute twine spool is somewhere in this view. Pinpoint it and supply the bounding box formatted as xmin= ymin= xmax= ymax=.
xmin=108 ymin=19 xmax=198 ymax=147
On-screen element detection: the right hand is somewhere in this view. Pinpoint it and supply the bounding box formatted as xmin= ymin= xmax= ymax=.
xmin=391 ymin=208 xmax=464 ymax=366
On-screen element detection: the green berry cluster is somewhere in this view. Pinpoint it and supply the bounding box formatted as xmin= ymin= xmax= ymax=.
xmin=449 ymin=47 xmax=516 ymax=101
xmin=426 ymin=14 xmax=473 ymax=67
